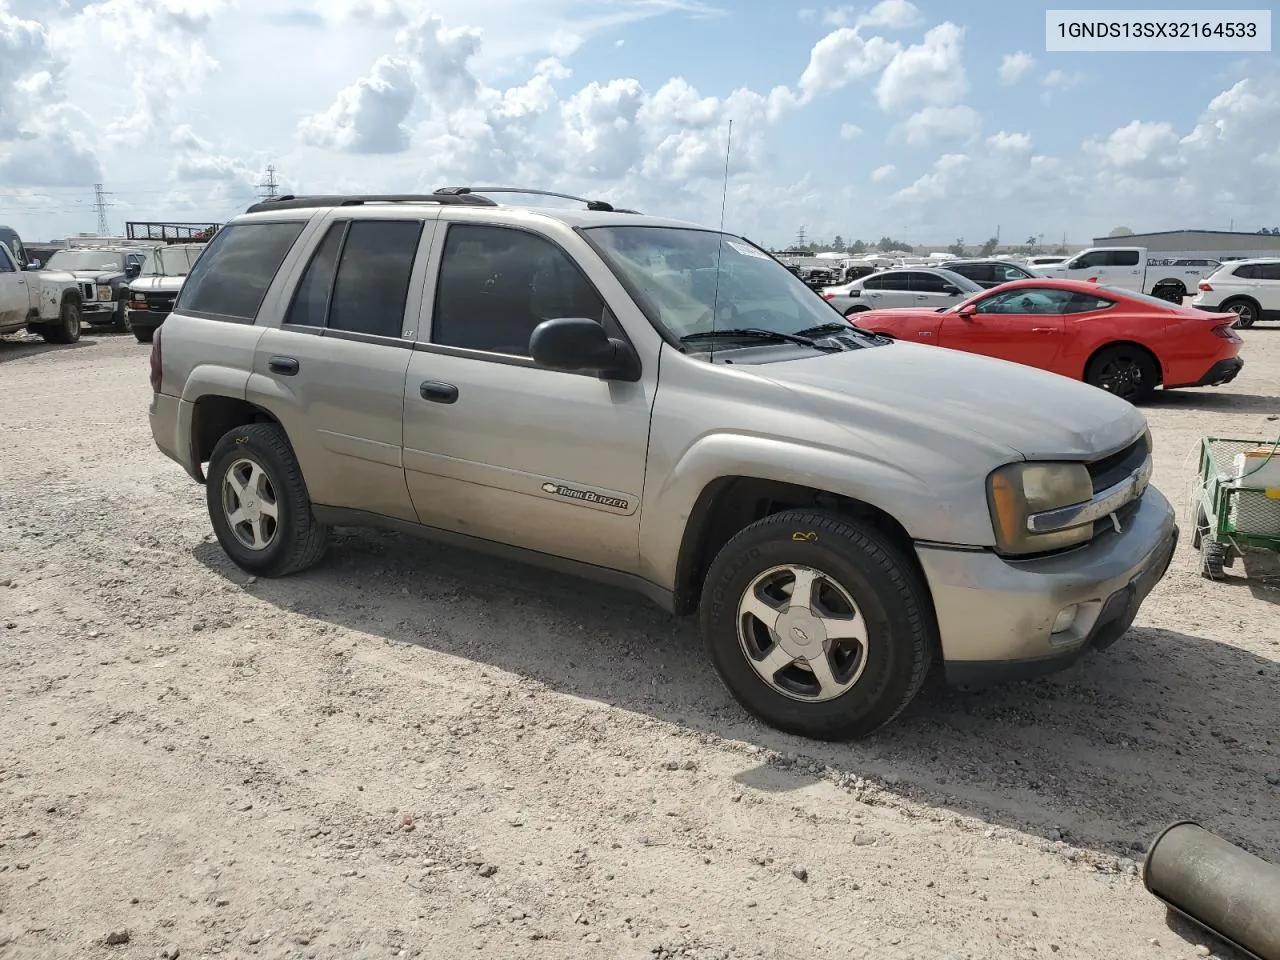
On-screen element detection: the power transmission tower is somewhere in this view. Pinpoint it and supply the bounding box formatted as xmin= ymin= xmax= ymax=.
xmin=92 ymin=183 xmax=114 ymax=236
xmin=795 ymin=226 xmax=806 ymax=248
xmin=257 ymin=164 xmax=280 ymax=199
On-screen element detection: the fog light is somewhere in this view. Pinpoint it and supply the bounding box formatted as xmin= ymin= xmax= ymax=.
xmin=1051 ymin=604 xmax=1080 ymax=634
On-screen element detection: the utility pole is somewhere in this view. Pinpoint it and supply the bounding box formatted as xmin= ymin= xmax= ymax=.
xmin=257 ymin=164 xmax=280 ymax=200
xmin=92 ymin=183 xmax=114 ymax=236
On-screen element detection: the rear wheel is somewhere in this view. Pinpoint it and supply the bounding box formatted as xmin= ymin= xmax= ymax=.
xmin=39 ymin=300 xmax=82 ymax=344
xmin=1222 ymin=297 xmax=1258 ymax=329
xmin=1200 ymin=535 xmax=1225 ymax=580
xmin=206 ymin=422 xmax=329 ymax=577
xmin=1085 ymin=345 xmax=1158 ymax=403
xmin=1151 ymin=283 xmax=1185 ymax=304
xmin=699 ymin=509 xmax=934 ymax=740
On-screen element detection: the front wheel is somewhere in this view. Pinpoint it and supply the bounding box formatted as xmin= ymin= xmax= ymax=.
xmin=1085 ymin=345 xmax=1157 ymax=403
xmin=206 ymin=422 xmax=330 ymax=577
xmin=115 ymin=302 xmax=132 ymax=333
xmin=699 ymin=509 xmax=935 ymax=740
xmin=133 ymin=326 xmax=155 ymax=343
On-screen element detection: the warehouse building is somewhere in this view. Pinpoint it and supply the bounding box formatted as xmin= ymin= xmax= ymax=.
xmin=1092 ymin=229 xmax=1280 ymax=261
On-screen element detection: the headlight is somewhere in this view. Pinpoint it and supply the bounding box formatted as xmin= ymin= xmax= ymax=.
xmin=97 ymin=284 xmax=112 ymax=300
xmin=988 ymin=461 xmax=1094 ymax=556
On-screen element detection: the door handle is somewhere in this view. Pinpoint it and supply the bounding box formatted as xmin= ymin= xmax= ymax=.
xmin=420 ymin=380 xmax=458 ymax=404
xmin=1032 ymin=327 xmax=1055 ymax=333
xmin=268 ymin=356 xmax=299 ymax=375
xmin=16 ymin=278 xmax=25 ymax=285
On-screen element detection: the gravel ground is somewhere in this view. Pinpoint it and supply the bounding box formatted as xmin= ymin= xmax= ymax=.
xmin=1 ymin=326 xmax=1277 ymax=960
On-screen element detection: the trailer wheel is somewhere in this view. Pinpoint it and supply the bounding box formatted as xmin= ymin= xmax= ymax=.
xmin=1200 ymin=535 xmax=1225 ymax=581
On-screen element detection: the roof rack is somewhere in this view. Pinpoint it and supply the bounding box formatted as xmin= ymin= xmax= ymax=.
xmin=433 ymin=186 xmax=640 ymax=214
xmin=243 ymin=193 xmax=499 ymax=215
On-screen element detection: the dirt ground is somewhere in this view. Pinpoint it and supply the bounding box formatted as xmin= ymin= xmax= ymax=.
xmin=1 ymin=324 xmax=1277 ymax=960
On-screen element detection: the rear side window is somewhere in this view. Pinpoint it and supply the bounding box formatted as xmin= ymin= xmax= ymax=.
xmin=1233 ymin=264 xmax=1259 ymax=279
xmin=874 ymin=271 xmax=910 ymax=290
xmin=1107 ymin=250 xmax=1140 ymax=267
xmin=1255 ymin=263 xmax=1280 ymax=281
xmin=0 ymin=245 xmax=14 ymax=273
xmin=283 ymin=220 xmax=424 ymax=338
xmin=860 ymin=274 xmax=886 ymax=290
xmin=908 ymin=271 xmax=949 ymax=293
xmin=177 ymin=221 xmax=305 ymax=322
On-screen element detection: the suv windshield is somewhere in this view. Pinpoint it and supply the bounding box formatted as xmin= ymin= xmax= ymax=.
xmin=46 ymin=250 xmax=127 ymax=272
xmin=586 ymin=226 xmax=876 ymax=347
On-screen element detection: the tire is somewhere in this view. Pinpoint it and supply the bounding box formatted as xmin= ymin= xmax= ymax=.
xmin=1084 ymin=344 xmax=1158 ymax=403
xmin=1151 ymin=283 xmax=1185 ymax=304
xmin=1222 ymin=297 xmax=1258 ymax=329
xmin=699 ymin=509 xmax=935 ymax=740
xmin=1200 ymin=535 xmax=1225 ymax=580
xmin=40 ymin=300 xmax=82 ymax=344
xmin=1192 ymin=503 xmax=1207 ymax=550
xmin=134 ymin=326 xmax=155 ymax=344
xmin=205 ymin=422 xmax=329 ymax=577
xmin=115 ymin=302 xmax=132 ymax=333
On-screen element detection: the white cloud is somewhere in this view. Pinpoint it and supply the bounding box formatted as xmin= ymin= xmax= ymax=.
xmin=1083 ymin=120 xmax=1184 ymax=178
xmin=856 ymin=0 xmax=921 ymax=29
xmin=297 ymin=55 xmax=417 ymax=153
xmin=1042 ymin=68 xmax=1083 ymax=90
xmin=900 ymin=104 xmax=979 ymax=146
xmin=839 ymin=122 xmax=862 ymax=140
xmin=798 ymin=28 xmax=900 ymax=103
xmin=998 ymin=51 xmax=1034 ymax=85
xmin=875 ymin=22 xmax=967 ymax=111
xmin=871 ymin=163 xmax=895 ymax=182
xmin=986 ymin=130 xmax=1032 ymax=152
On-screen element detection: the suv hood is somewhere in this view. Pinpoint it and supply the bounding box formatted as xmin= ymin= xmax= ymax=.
xmin=68 ymin=269 xmax=124 ymax=282
xmin=760 ymin=340 xmax=1144 ymax=462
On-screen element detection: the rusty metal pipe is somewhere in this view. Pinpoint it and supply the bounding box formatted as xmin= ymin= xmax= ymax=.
xmin=1143 ymin=821 xmax=1280 ymax=960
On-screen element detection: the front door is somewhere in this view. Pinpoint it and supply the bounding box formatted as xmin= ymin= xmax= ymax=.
xmin=938 ymin=286 xmax=1069 ymax=369
xmin=248 ymin=215 xmax=435 ymax=523
xmin=402 ymin=221 xmax=654 ymax=574
xmin=0 ymin=244 xmax=28 ymax=327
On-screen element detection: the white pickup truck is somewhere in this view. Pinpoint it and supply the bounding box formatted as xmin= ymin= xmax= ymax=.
xmin=0 ymin=237 xmax=86 ymax=344
xmin=1037 ymin=246 xmax=1217 ymax=303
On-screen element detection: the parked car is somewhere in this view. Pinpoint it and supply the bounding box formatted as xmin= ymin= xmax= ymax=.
xmin=820 ymin=267 xmax=982 ymax=315
xmin=848 ymin=278 xmax=1243 ymax=403
xmin=126 ymin=243 xmax=206 ymax=343
xmin=149 ymin=189 xmax=1177 ymax=741
xmin=0 ymin=235 xmax=85 ymax=343
xmin=1190 ymin=258 xmax=1280 ymax=328
xmin=41 ymin=246 xmax=149 ymax=331
xmin=940 ymin=259 xmax=1041 ymax=289
xmin=1037 ymin=246 xmax=1216 ymax=303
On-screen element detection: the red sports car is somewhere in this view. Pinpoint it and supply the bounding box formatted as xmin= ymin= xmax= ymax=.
xmin=847 ymin=278 xmax=1243 ymax=402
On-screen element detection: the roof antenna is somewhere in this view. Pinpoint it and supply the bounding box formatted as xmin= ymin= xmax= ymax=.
xmin=709 ymin=119 xmax=733 ymax=364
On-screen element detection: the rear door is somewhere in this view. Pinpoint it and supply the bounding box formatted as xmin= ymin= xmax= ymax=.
xmin=937 ymin=286 xmax=1071 ymax=368
xmin=249 ymin=214 xmax=435 ymax=523
xmin=946 ymin=262 xmax=994 ymax=287
xmin=864 ymin=270 xmax=914 ymax=308
xmin=0 ymin=244 xmax=28 ymax=327
xmin=1253 ymin=262 xmax=1280 ymax=312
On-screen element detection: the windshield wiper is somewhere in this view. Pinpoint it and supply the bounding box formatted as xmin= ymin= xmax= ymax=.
xmin=679 ymin=328 xmax=841 ymax=352
xmin=793 ymin=322 xmax=855 ymax=338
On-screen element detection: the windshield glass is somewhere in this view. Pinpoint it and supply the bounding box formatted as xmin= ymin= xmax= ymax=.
xmin=46 ymin=250 xmax=126 ymax=272
xmin=586 ymin=226 xmax=874 ymax=345
xmin=142 ymin=246 xmax=202 ymax=276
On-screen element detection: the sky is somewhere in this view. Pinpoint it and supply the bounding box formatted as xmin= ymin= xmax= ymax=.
xmin=0 ymin=0 xmax=1277 ymax=248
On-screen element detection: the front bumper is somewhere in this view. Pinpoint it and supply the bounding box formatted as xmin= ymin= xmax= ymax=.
xmin=1169 ymin=356 xmax=1243 ymax=389
xmin=915 ymin=485 xmax=1178 ymax=688
xmin=82 ymin=301 xmax=119 ymax=324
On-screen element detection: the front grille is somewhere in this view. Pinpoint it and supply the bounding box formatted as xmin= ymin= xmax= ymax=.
xmin=146 ymin=293 xmax=177 ymax=314
xmin=80 ymin=282 xmax=94 ymax=300
xmin=1087 ymin=434 xmax=1149 ymax=494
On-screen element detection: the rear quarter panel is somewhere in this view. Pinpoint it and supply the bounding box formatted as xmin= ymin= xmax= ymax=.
xmin=1060 ymin=309 xmax=1168 ymax=381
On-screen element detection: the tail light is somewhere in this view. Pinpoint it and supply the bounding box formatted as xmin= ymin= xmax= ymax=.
xmin=149 ymin=326 xmax=163 ymax=393
xmin=1211 ymin=322 xmax=1242 ymax=342
xmin=1198 ymin=281 xmax=1213 ymax=292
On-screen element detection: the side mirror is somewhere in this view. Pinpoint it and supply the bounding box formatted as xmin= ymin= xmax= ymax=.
xmin=126 ymin=264 xmax=141 ymax=277
xmin=25 ymin=260 xmax=40 ymax=270
xmin=941 ymin=284 xmax=961 ymax=295
xmin=957 ymin=304 xmax=977 ymax=319
xmin=529 ymin=317 xmax=640 ymax=382
xmin=1066 ymin=260 xmax=1084 ymax=270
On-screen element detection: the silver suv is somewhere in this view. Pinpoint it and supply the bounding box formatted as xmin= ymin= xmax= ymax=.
xmin=148 ymin=189 xmax=1178 ymax=740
